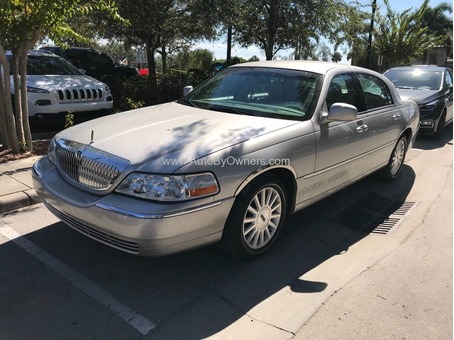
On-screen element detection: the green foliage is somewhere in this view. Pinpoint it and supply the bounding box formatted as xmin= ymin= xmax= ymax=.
xmin=233 ymin=0 xmax=352 ymax=60
xmin=331 ymin=51 xmax=342 ymax=63
xmin=421 ymin=1 xmax=453 ymax=56
xmin=170 ymin=49 xmax=215 ymax=72
xmin=126 ymin=98 xmax=145 ymax=110
xmin=96 ymin=41 xmax=136 ymax=64
xmin=375 ymin=0 xmax=447 ymax=69
xmin=18 ymin=140 xmax=28 ymax=153
xmin=102 ymin=71 xmax=208 ymax=113
xmin=64 ymin=111 xmax=74 ymax=128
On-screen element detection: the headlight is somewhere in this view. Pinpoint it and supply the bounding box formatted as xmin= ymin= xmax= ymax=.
xmin=47 ymin=138 xmax=57 ymax=164
xmin=419 ymin=99 xmax=439 ymax=111
xmin=116 ymin=172 xmax=219 ymax=201
xmin=27 ymin=86 xmax=49 ymax=93
xmin=104 ymin=85 xmax=111 ymax=92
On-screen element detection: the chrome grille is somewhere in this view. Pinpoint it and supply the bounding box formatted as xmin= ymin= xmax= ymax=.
xmin=56 ymin=87 xmax=103 ymax=103
xmin=55 ymin=139 xmax=129 ymax=191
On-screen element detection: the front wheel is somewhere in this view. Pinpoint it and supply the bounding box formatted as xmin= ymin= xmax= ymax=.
xmin=222 ymin=174 xmax=287 ymax=259
xmin=379 ymin=136 xmax=407 ymax=181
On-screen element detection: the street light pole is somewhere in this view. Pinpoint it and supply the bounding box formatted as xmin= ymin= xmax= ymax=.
xmin=366 ymin=0 xmax=377 ymax=69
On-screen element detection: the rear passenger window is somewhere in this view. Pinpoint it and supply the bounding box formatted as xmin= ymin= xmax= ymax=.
xmin=356 ymin=73 xmax=393 ymax=110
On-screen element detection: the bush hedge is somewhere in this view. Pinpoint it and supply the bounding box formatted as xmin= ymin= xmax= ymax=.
xmin=100 ymin=70 xmax=209 ymax=113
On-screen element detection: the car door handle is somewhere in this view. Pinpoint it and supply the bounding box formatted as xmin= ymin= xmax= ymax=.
xmin=356 ymin=125 xmax=368 ymax=133
xmin=393 ymin=114 xmax=401 ymax=121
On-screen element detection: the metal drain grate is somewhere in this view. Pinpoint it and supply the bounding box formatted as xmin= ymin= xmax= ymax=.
xmin=337 ymin=192 xmax=419 ymax=235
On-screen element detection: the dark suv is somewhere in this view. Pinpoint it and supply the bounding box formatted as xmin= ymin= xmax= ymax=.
xmin=39 ymin=46 xmax=139 ymax=79
xmin=384 ymin=65 xmax=453 ymax=137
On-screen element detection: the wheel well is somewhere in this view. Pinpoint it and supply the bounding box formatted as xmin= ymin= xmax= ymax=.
xmin=401 ymin=128 xmax=412 ymax=147
xmin=239 ymin=168 xmax=297 ymax=213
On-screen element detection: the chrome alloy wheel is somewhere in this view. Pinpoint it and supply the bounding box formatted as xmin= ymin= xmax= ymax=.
xmin=242 ymin=187 xmax=283 ymax=250
xmin=390 ymin=138 xmax=406 ymax=176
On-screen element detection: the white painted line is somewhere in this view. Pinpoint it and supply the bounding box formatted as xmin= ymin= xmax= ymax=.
xmin=0 ymin=222 xmax=156 ymax=335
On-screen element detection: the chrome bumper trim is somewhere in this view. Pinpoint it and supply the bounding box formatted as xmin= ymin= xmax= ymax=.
xmin=95 ymin=200 xmax=223 ymax=219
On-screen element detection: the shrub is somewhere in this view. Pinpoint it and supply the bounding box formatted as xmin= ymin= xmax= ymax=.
xmin=100 ymin=70 xmax=209 ymax=113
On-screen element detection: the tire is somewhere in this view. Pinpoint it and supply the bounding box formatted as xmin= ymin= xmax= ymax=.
xmin=222 ymin=174 xmax=287 ymax=259
xmin=434 ymin=112 xmax=446 ymax=139
xmin=379 ymin=136 xmax=407 ymax=181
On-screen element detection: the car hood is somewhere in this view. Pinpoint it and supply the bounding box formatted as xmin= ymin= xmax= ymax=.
xmin=25 ymin=74 xmax=108 ymax=90
xmin=395 ymin=89 xmax=439 ymax=104
xmin=56 ymin=102 xmax=300 ymax=171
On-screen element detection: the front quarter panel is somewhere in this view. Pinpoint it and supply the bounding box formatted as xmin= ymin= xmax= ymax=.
xmin=174 ymin=121 xmax=317 ymax=204
xmin=399 ymin=99 xmax=420 ymax=146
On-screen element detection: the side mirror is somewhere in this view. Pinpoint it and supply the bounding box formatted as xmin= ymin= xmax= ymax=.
xmin=78 ymin=69 xmax=87 ymax=75
xmin=183 ymin=86 xmax=193 ymax=96
xmin=320 ymin=103 xmax=358 ymax=124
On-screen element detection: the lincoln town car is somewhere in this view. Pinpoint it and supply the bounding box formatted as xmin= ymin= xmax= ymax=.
xmin=33 ymin=61 xmax=419 ymax=259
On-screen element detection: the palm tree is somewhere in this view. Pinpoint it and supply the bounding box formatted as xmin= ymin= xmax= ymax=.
xmin=421 ymin=2 xmax=453 ymax=58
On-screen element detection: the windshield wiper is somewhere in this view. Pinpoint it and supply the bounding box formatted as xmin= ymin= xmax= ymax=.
xmin=207 ymin=105 xmax=252 ymax=116
xmin=396 ymin=86 xmax=416 ymax=90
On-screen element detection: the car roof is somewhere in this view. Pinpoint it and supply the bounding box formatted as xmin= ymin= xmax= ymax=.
xmin=387 ymin=65 xmax=448 ymax=72
xmin=5 ymin=50 xmax=60 ymax=57
xmin=230 ymin=60 xmax=375 ymax=76
xmin=68 ymin=46 xmax=103 ymax=54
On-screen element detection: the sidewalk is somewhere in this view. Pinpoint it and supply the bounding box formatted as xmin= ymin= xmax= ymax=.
xmin=0 ymin=156 xmax=42 ymax=213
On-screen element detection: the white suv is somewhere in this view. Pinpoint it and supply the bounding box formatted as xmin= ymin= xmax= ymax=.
xmin=7 ymin=51 xmax=113 ymax=120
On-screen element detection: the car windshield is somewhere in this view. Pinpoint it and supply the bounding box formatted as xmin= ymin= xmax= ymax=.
xmin=180 ymin=67 xmax=322 ymax=120
xmin=385 ymin=69 xmax=442 ymax=91
xmin=7 ymin=55 xmax=82 ymax=76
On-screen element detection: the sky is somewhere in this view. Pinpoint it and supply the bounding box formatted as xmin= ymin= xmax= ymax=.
xmin=202 ymin=0 xmax=452 ymax=61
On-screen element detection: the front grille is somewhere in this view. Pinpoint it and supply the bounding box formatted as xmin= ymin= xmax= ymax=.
xmin=55 ymin=139 xmax=129 ymax=191
xmin=44 ymin=201 xmax=139 ymax=254
xmin=56 ymin=88 xmax=103 ymax=103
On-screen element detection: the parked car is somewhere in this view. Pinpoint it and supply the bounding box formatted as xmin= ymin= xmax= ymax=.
xmin=384 ymin=65 xmax=453 ymax=137
xmin=33 ymin=61 xmax=419 ymax=259
xmin=7 ymin=50 xmax=113 ymax=121
xmin=39 ymin=46 xmax=139 ymax=79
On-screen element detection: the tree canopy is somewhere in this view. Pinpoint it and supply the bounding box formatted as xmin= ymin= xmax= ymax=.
xmin=374 ymin=0 xmax=448 ymax=69
xmin=233 ymin=0 xmax=362 ymax=60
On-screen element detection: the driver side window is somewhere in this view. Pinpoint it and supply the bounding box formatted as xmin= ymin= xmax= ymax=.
xmin=444 ymin=70 xmax=453 ymax=88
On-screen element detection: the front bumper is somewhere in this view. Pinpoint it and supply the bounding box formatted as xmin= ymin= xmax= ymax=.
xmin=28 ymin=92 xmax=113 ymax=117
xmin=32 ymin=156 xmax=234 ymax=256
xmin=418 ymin=108 xmax=443 ymax=135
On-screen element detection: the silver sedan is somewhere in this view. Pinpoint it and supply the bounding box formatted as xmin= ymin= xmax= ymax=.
xmin=33 ymin=61 xmax=419 ymax=259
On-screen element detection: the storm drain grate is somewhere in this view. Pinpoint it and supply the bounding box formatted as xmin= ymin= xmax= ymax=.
xmin=337 ymin=192 xmax=419 ymax=235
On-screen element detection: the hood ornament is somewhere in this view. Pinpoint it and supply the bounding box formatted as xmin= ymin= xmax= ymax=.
xmin=90 ymin=130 xmax=94 ymax=145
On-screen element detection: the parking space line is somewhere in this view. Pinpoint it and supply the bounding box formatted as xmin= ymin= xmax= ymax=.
xmin=0 ymin=222 xmax=156 ymax=335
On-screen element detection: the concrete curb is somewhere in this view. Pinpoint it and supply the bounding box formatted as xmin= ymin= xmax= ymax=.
xmin=0 ymin=190 xmax=42 ymax=213
xmin=0 ymin=156 xmax=42 ymax=213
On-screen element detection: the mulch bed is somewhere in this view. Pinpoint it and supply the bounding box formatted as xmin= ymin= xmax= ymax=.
xmin=0 ymin=139 xmax=50 ymax=164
